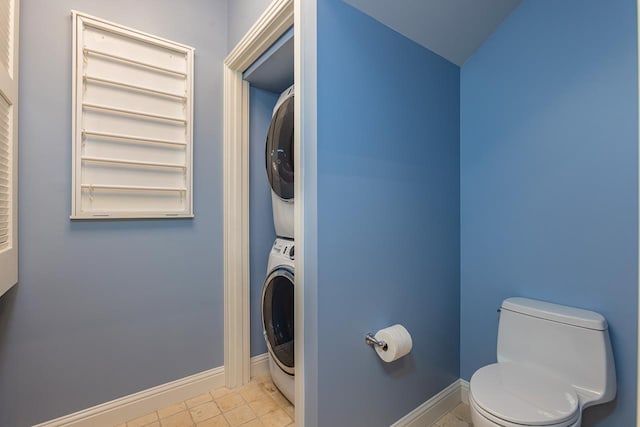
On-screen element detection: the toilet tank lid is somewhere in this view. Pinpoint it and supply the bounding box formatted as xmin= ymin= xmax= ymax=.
xmin=501 ymin=297 xmax=607 ymax=331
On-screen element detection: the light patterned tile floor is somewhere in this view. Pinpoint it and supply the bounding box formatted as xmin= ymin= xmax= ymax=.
xmin=432 ymin=403 xmax=472 ymax=427
xmin=119 ymin=374 xmax=294 ymax=427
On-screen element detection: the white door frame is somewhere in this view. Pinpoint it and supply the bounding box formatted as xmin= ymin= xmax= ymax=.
xmin=224 ymin=0 xmax=317 ymax=424
xmin=222 ymin=0 xmax=294 ymax=391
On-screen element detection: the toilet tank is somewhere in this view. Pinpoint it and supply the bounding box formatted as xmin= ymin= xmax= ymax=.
xmin=497 ymin=297 xmax=616 ymax=407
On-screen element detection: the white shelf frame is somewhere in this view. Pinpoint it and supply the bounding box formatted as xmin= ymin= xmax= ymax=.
xmin=82 ymin=102 xmax=188 ymax=124
xmin=82 ymin=47 xmax=188 ymax=77
xmin=83 ymin=75 xmax=187 ymax=100
xmin=81 ymin=130 xmax=188 ymax=147
xmin=71 ymin=10 xmax=195 ymax=220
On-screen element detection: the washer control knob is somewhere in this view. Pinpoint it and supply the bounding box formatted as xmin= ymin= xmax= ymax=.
xmin=289 ymin=245 xmax=295 ymax=259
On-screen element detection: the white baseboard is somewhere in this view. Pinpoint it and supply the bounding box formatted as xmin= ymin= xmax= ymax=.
xmin=460 ymin=379 xmax=470 ymax=404
xmin=250 ymin=352 xmax=270 ymax=378
xmin=391 ymin=379 xmax=465 ymax=427
xmin=34 ymin=354 xmax=271 ymax=427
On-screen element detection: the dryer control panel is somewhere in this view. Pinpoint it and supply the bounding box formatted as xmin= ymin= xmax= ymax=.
xmin=272 ymin=238 xmax=295 ymax=260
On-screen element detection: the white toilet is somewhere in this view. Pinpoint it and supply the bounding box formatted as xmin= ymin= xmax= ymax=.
xmin=469 ymin=297 xmax=616 ymax=427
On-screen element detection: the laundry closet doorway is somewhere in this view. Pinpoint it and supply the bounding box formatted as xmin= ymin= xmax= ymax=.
xmin=222 ymin=0 xmax=309 ymax=423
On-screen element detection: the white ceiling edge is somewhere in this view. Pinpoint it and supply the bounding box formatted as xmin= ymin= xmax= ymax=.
xmin=342 ymin=0 xmax=522 ymax=66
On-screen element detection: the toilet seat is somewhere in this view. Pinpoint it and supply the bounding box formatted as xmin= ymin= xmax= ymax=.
xmin=470 ymin=363 xmax=580 ymax=427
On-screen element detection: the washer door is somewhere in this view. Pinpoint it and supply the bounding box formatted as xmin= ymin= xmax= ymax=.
xmin=262 ymin=267 xmax=294 ymax=375
xmin=265 ymin=95 xmax=294 ymax=200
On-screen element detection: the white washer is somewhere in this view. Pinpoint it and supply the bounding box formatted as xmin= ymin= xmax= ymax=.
xmin=265 ymin=85 xmax=294 ymax=239
xmin=261 ymin=238 xmax=295 ymax=403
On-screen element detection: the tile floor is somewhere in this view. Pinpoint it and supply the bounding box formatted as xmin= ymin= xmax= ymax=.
xmin=432 ymin=403 xmax=473 ymax=427
xmin=118 ymin=374 xmax=294 ymax=427
xmin=119 ymin=375 xmax=470 ymax=427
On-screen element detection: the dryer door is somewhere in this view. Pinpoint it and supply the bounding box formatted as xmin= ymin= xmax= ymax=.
xmin=265 ymin=95 xmax=294 ymax=200
xmin=262 ymin=267 xmax=294 ymax=375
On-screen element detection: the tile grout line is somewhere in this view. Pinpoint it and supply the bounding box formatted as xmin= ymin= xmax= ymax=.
xmin=124 ymin=375 xmax=294 ymax=427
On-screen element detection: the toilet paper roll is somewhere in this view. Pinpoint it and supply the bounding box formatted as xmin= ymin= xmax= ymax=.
xmin=374 ymin=324 xmax=413 ymax=363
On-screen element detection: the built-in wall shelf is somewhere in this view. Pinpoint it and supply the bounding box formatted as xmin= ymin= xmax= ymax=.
xmin=243 ymin=26 xmax=293 ymax=93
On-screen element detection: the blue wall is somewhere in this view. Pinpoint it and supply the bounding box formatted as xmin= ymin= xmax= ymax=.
xmin=316 ymin=1 xmax=461 ymax=425
xmin=460 ymin=1 xmax=638 ymax=425
xmin=249 ymin=87 xmax=278 ymax=357
xmin=0 ymin=1 xmax=227 ymax=426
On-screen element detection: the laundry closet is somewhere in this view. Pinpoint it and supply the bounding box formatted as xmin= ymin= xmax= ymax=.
xmin=244 ymin=26 xmax=295 ymax=404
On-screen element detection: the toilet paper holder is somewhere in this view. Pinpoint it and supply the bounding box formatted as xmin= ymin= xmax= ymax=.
xmin=365 ymin=333 xmax=388 ymax=351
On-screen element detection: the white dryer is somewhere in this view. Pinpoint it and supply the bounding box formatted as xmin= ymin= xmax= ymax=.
xmin=261 ymin=238 xmax=295 ymax=403
xmin=265 ymin=85 xmax=294 ymax=239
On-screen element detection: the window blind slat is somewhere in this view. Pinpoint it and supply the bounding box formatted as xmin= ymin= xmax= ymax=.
xmin=0 ymin=111 xmax=10 ymax=127
xmin=0 ymin=0 xmax=13 ymax=75
xmin=0 ymin=91 xmax=10 ymax=251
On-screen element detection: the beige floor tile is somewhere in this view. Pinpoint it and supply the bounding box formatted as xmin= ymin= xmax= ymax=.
xmin=115 ymin=424 xmax=127 ymax=427
xmin=223 ymin=405 xmax=257 ymax=427
xmin=211 ymin=387 xmax=234 ymax=400
xmin=252 ymin=374 xmax=270 ymax=384
xmin=452 ymin=403 xmax=471 ymax=422
xmin=259 ymin=381 xmax=278 ymax=395
xmin=240 ymin=419 xmax=265 ymax=427
xmin=282 ymin=404 xmax=294 ymax=420
xmin=158 ymin=402 xmax=188 ymax=419
xmin=187 ymin=393 xmax=213 ymax=408
xmin=196 ymin=414 xmax=230 ymax=427
xmin=247 ymin=379 xmax=262 ymax=386
xmin=434 ymin=413 xmax=470 ymax=427
xmin=259 ymin=409 xmax=292 ymax=427
xmin=190 ymin=401 xmax=222 ymax=423
xmin=248 ymin=396 xmax=279 ymax=417
xmin=159 ymin=410 xmax=193 ymax=427
xmin=268 ymin=391 xmax=290 ymax=409
xmin=240 ymin=385 xmax=268 ymax=402
xmin=216 ymin=393 xmax=246 ymax=412
xmin=127 ymin=412 xmax=159 ymax=427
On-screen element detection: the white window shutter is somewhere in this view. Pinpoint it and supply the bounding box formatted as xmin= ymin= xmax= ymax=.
xmin=0 ymin=0 xmax=18 ymax=296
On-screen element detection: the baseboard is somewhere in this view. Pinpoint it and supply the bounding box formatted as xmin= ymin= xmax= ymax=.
xmin=250 ymin=352 xmax=270 ymax=378
xmin=34 ymin=355 xmax=271 ymax=427
xmin=391 ymin=379 xmax=465 ymax=427
xmin=460 ymin=379 xmax=470 ymax=404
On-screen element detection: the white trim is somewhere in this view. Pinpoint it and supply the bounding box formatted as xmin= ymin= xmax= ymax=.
xmin=33 ymin=367 xmax=225 ymax=427
xmin=391 ymin=380 xmax=465 ymax=427
xmin=294 ymin=0 xmax=318 ymax=425
xmin=0 ymin=0 xmax=19 ymax=297
xmin=225 ymin=0 xmax=294 ymax=72
xmin=250 ymin=353 xmax=271 ymax=378
xmin=33 ymin=356 xmax=273 ymax=427
xmin=223 ymin=0 xmax=294 ymax=391
xmin=460 ymin=379 xmax=470 ymax=404
xmin=70 ymin=11 xmax=195 ymax=220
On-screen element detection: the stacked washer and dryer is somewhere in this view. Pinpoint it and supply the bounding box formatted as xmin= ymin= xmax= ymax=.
xmin=261 ymin=85 xmax=295 ymax=403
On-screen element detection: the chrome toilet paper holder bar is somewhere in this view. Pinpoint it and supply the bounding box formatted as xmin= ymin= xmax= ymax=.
xmin=365 ymin=333 xmax=388 ymax=351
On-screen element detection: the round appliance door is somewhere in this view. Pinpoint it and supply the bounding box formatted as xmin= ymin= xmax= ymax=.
xmin=265 ymin=96 xmax=294 ymax=200
xmin=262 ymin=267 xmax=294 ymax=375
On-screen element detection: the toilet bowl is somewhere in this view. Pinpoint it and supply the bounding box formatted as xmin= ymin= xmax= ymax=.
xmin=469 ymin=363 xmax=581 ymax=427
xmin=468 ymin=297 xmax=616 ymax=427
